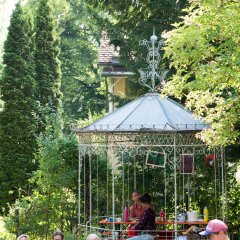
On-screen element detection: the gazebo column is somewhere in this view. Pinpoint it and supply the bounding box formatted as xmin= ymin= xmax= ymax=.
xmin=78 ymin=144 xmax=86 ymax=239
xmin=174 ymin=134 xmax=178 ymax=238
xmin=110 ymin=144 xmax=116 ymax=239
xmin=89 ymin=151 xmax=92 ymax=232
xmin=221 ymin=146 xmax=226 ymax=221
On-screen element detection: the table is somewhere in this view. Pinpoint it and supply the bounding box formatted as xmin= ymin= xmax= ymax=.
xmin=99 ymin=219 xmax=207 ymax=225
xmin=99 ymin=219 xmax=208 ymax=239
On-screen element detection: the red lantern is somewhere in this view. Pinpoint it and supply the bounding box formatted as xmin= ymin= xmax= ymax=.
xmin=205 ymin=154 xmax=215 ymax=166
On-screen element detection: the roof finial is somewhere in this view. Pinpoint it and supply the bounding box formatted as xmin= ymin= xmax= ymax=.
xmin=138 ymin=28 xmax=168 ymax=92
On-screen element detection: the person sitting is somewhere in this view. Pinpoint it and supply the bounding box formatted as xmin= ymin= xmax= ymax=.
xmin=130 ymin=190 xmax=145 ymax=220
xmin=182 ymin=225 xmax=204 ymax=235
xmin=127 ymin=193 xmax=156 ymax=240
xmin=199 ymin=219 xmax=230 ymax=240
xmin=52 ymin=230 xmax=64 ymax=240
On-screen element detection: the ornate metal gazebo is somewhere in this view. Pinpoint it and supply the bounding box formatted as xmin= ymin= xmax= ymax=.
xmin=74 ymin=32 xmax=227 ymax=239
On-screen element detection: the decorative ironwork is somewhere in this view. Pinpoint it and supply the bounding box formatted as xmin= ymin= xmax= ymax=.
xmin=138 ymin=28 xmax=168 ymax=92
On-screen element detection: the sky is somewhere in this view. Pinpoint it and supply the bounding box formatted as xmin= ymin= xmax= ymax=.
xmin=0 ymin=0 xmax=17 ymax=54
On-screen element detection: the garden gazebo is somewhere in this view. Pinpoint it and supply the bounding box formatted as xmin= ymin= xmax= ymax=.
xmin=74 ymin=32 xmax=227 ymax=239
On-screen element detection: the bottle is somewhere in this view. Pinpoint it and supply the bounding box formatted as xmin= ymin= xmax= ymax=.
xmin=203 ymin=207 xmax=209 ymax=223
xmin=160 ymin=209 xmax=165 ymax=222
xmin=124 ymin=207 xmax=128 ymax=222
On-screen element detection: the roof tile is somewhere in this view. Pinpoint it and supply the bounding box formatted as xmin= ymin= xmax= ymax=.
xmin=98 ymin=32 xmax=115 ymax=63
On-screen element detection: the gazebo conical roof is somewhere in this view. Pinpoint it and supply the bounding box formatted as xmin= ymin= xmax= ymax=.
xmin=78 ymin=93 xmax=208 ymax=133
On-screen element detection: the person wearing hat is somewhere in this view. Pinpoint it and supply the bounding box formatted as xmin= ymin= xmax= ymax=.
xmin=199 ymin=219 xmax=230 ymax=239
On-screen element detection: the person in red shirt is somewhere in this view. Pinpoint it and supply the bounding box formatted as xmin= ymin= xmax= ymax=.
xmin=130 ymin=190 xmax=145 ymax=220
xmin=127 ymin=193 xmax=156 ymax=240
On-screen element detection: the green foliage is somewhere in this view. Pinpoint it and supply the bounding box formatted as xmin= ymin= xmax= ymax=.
xmin=1 ymin=0 xmax=239 ymax=238
xmin=35 ymin=0 xmax=62 ymax=117
xmin=59 ymin=0 xmax=105 ymax=120
xmin=27 ymin=0 xmax=69 ymax=16
xmin=163 ymin=0 xmax=240 ymax=146
xmin=35 ymin=112 xmax=78 ymax=192
xmin=4 ymin=113 xmax=79 ymax=238
xmin=4 ymin=189 xmax=77 ymax=239
xmin=225 ymin=158 xmax=240 ymax=237
xmin=0 ymin=3 xmax=38 ymax=210
xmin=88 ymin=0 xmax=188 ymax=97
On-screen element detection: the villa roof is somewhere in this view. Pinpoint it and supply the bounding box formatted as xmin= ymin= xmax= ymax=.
xmin=98 ymin=32 xmax=116 ymax=64
xmin=98 ymin=32 xmax=134 ymax=77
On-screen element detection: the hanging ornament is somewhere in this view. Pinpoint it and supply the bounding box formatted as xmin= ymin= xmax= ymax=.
xmin=138 ymin=28 xmax=168 ymax=92
xmin=180 ymin=154 xmax=194 ymax=174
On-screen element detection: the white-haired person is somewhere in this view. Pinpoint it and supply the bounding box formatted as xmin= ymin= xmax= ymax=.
xmin=17 ymin=234 xmax=29 ymax=240
xmin=199 ymin=219 xmax=230 ymax=240
xmin=86 ymin=233 xmax=101 ymax=240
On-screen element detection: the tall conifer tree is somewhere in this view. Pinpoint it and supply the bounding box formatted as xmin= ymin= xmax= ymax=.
xmin=35 ymin=0 xmax=62 ymax=128
xmin=0 ymin=3 xmax=38 ymax=209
